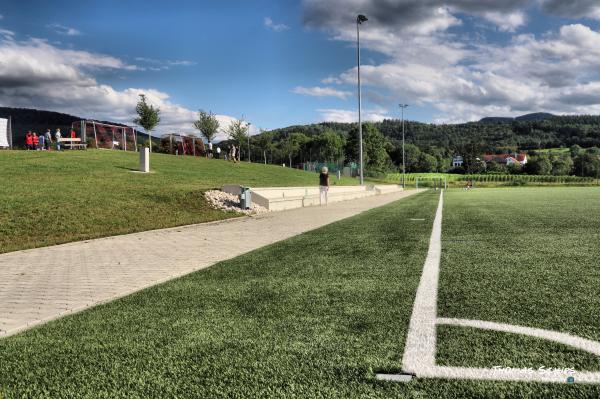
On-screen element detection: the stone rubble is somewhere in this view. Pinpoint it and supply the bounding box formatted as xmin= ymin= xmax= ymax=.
xmin=204 ymin=190 xmax=269 ymax=215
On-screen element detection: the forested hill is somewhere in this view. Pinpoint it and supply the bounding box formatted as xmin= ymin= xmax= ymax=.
xmin=267 ymin=114 xmax=600 ymax=152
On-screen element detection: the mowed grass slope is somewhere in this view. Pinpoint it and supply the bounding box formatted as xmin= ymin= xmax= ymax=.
xmin=437 ymin=187 xmax=600 ymax=387
xmin=0 ymin=150 xmax=359 ymax=253
xmin=0 ymin=192 xmax=437 ymax=398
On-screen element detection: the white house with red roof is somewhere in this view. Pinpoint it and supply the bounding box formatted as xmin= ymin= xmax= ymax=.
xmin=482 ymin=153 xmax=528 ymax=166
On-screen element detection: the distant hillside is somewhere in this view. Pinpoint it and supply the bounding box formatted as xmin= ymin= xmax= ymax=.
xmin=479 ymin=112 xmax=555 ymax=124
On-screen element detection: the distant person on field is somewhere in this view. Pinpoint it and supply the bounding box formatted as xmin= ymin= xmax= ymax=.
xmin=207 ymin=141 xmax=213 ymax=158
xmin=319 ymin=166 xmax=330 ymax=206
xmin=25 ymin=131 xmax=33 ymax=150
xmin=70 ymin=129 xmax=76 ymax=139
xmin=55 ymin=128 xmax=62 ymax=151
xmin=38 ymin=131 xmax=45 ymax=150
xmin=216 ymin=146 xmax=221 ymax=159
xmin=32 ymin=132 xmax=39 ymax=150
xmin=44 ymin=129 xmax=52 ymax=150
xmin=230 ymin=145 xmax=237 ymax=163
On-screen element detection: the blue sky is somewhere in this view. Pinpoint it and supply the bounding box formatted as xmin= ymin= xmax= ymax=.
xmin=1 ymin=0 xmax=600 ymax=135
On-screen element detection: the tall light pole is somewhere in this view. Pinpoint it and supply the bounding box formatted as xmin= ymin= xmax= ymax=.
xmin=399 ymin=104 xmax=409 ymax=188
xmin=247 ymin=122 xmax=251 ymax=162
xmin=357 ymin=14 xmax=368 ymax=185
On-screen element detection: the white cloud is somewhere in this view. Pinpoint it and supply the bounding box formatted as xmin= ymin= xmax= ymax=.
xmin=292 ymin=86 xmax=352 ymax=100
xmin=0 ymin=14 xmax=3 ymax=20
xmin=264 ymin=17 xmax=290 ymax=32
xmin=47 ymin=23 xmax=81 ymax=36
xmin=0 ymin=38 xmax=252 ymax=139
xmin=481 ymin=11 xmax=527 ymax=32
xmin=317 ymin=107 xmax=389 ymax=123
xmin=301 ymin=0 xmax=600 ymax=122
xmin=321 ymin=76 xmax=343 ymax=84
xmin=134 ymin=57 xmax=197 ymax=71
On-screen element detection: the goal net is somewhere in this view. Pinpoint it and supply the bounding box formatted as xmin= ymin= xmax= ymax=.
xmin=71 ymin=120 xmax=138 ymax=151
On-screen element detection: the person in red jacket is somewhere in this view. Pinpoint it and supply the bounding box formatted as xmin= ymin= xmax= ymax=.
xmin=25 ymin=131 xmax=33 ymax=150
xmin=32 ymin=132 xmax=39 ymax=150
xmin=70 ymin=129 xmax=76 ymax=139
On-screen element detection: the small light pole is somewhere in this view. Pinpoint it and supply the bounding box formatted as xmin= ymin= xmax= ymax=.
xmin=247 ymin=122 xmax=251 ymax=162
xmin=399 ymin=104 xmax=409 ymax=188
xmin=357 ymin=14 xmax=368 ymax=185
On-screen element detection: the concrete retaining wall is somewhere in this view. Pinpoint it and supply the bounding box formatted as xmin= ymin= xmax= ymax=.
xmin=221 ymin=184 xmax=405 ymax=211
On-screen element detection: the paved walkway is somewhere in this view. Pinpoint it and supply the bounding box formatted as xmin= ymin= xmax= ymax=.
xmin=0 ymin=190 xmax=419 ymax=338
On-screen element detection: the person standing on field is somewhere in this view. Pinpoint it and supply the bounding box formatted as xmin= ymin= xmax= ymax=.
xmin=25 ymin=131 xmax=33 ymax=150
xmin=44 ymin=129 xmax=52 ymax=150
xmin=32 ymin=132 xmax=39 ymax=150
xmin=55 ymin=128 xmax=62 ymax=151
xmin=319 ymin=166 xmax=330 ymax=206
xmin=207 ymin=141 xmax=213 ymax=158
xmin=38 ymin=131 xmax=45 ymax=150
xmin=230 ymin=145 xmax=237 ymax=163
xmin=216 ymin=146 xmax=221 ymax=159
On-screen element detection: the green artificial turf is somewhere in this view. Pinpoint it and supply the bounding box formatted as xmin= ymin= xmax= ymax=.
xmin=1 ymin=187 xmax=600 ymax=398
xmin=0 ymin=150 xmax=359 ymax=253
xmin=437 ymin=187 xmax=600 ymax=392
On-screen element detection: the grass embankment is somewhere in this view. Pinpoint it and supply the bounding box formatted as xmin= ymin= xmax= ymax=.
xmin=0 ymin=150 xmax=359 ymax=253
xmin=2 ymin=188 xmax=600 ymax=397
xmin=437 ymin=187 xmax=600 ymax=386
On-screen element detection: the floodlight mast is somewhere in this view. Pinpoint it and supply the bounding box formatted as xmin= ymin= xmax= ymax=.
xmin=357 ymin=14 xmax=368 ymax=185
xmin=399 ymin=104 xmax=409 ymax=188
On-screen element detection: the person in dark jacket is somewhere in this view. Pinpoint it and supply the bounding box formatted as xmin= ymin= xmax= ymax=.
xmin=319 ymin=166 xmax=330 ymax=206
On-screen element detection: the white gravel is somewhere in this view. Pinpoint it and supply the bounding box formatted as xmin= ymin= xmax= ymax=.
xmin=204 ymin=190 xmax=269 ymax=215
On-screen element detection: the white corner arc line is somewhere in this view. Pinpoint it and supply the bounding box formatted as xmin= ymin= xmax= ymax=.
xmin=389 ymin=190 xmax=600 ymax=385
xmin=438 ymin=318 xmax=600 ymax=357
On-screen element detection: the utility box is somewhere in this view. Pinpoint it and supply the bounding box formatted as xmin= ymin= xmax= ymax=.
xmin=239 ymin=187 xmax=252 ymax=209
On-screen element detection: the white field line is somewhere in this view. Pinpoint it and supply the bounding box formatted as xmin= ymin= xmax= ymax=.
xmin=401 ymin=190 xmax=444 ymax=371
xmin=438 ymin=318 xmax=600 ymax=357
xmin=386 ymin=190 xmax=600 ymax=384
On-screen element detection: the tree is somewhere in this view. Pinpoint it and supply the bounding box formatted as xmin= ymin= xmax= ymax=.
xmin=550 ymin=154 xmax=573 ymax=176
xmin=417 ymin=153 xmax=437 ymax=172
xmin=134 ymin=94 xmax=160 ymax=152
xmin=525 ymin=154 xmax=552 ymax=175
xmin=193 ymin=110 xmax=220 ymax=144
xmin=226 ymin=118 xmax=249 ymax=161
xmin=317 ymin=130 xmax=345 ymax=163
xmin=345 ymin=123 xmax=391 ymax=173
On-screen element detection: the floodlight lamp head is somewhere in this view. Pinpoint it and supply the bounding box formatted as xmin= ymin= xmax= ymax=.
xmin=357 ymin=15 xmax=368 ymax=24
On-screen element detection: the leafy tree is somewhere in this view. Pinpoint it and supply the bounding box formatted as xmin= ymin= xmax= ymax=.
xmin=254 ymin=130 xmax=274 ymax=164
xmin=550 ymin=154 xmax=573 ymax=176
xmin=317 ymin=130 xmax=345 ymax=163
xmin=525 ymin=154 xmax=552 ymax=175
xmin=193 ymin=110 xmax=220 ymax=144
xmin=573 ymin=148 xmax=600 ymax=177
xmin=226 ymin=118 xmax=249 ymax=161
xmin=417 ymin=153 xmax=437 ymax=172
xmin=134 ymin=94 xmax=160 ymax=152
xmin=345 ymin=123 xmax=391 ymax=173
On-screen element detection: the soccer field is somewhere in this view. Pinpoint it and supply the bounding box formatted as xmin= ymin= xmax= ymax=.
xmin=0 ymin=188 xmax=599 ymax=398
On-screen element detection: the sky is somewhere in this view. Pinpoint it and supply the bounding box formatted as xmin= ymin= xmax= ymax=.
xmin=1 ymin=0 xmax=600 ymax=139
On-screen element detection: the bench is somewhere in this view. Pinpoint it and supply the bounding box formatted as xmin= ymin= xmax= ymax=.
xmin=59 ymin=137 xmax=87 ymax=150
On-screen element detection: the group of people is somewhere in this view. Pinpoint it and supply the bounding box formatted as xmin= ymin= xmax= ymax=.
xmin=227 ymin=144 xmax=239 ymax=162
xmin=24 ymin=128 xmax=76 ymax=151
